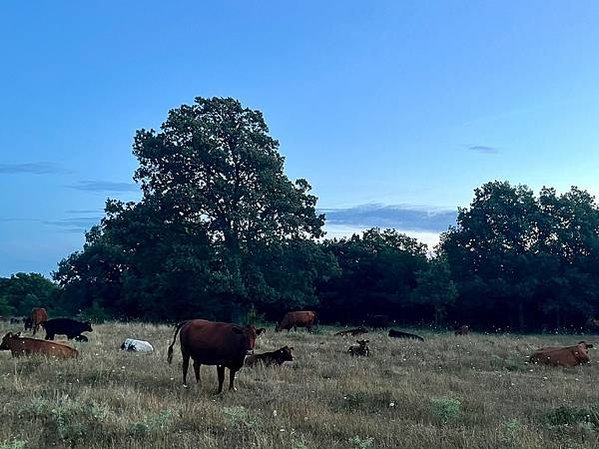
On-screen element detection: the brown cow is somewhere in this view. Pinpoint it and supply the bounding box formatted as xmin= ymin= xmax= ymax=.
xmin=455 ymin=325 xmax=470 ymax=336
xmin=335 ymin=326 xmax=369 ymax=337
xmin=275 ymin=311 xmax=317 ymax=332
xmin=167 ymin=320 xmax=265 ymax=393
xmin=30 ymin=308 xmax=48 ymax=336
xmin=245 ymin=346 xmax=294 ymax=367
xmin=0 ymin=332 xmax=78 ymax=359
xmin=530 ymin=341 xmax=593 ymax=367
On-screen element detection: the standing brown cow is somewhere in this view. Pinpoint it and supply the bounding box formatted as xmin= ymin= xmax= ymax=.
xmin=167 ymin=320 xmax=264 ymax=393
xmin=275 ymin=311 xmax=317 ymax=332
xmin=0 ymin=332 xmax=78 ymax=358
xmin=530 ymin=341 xmax=593 ymax=367
xmin=30 ymin=308 xmax=48 ymax=336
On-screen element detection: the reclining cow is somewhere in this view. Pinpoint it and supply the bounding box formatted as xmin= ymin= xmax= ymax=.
xmin=348 ymin=339 xmax=370 ymax=357
xmin=245 ymin=346 xmax=294 ymax=367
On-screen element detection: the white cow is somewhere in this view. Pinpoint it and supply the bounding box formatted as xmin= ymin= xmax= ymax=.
xmin=120 ymin=338 xmax=154 ymax=353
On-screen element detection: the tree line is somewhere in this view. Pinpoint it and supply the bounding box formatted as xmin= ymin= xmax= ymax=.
xmin=3 ymin=97 xmax=599 ymax=332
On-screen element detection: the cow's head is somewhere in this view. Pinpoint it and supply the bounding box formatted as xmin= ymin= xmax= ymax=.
xmin=234 ymin=326 xmax=262 ymax=354
xmin=357 ymin=339 xmax=370 ymax=346
xmin=84 ymin=322 xmax=93 ymax=332
xmin=277 ymin=346 xmax=294 ymax=363
xmin=578 ymin=341 xmax=594 ymax=350
xmin=0 ymin=332 xmax=16 ymax=350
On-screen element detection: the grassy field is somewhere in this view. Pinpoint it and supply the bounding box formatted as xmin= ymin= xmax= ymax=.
xmin=1 ymin=322 xmax=598 ymax=449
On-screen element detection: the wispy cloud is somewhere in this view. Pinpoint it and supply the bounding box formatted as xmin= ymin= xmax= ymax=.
xmin=468 ymin=145 xmax=499 ymax=154
xmin=68 ymin=180 xmax=139 ymax=192
xmin=42 ymin=216 xmax=102 ymax=233
xmin=0 ymin=162 xmax=71 ymax=175
xmin=320 ymin=203 xmax=457 ymax=233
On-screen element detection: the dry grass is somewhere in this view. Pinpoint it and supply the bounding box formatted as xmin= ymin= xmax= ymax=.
xmin=1 ymin=322 xmax=599 ymax=449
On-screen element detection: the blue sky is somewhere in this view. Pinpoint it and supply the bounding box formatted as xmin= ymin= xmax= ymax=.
xmin=2 ymin=1 xmax=599 ymax=276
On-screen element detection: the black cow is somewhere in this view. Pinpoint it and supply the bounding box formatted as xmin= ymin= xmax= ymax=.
xmin=42 ymin=318 xmax=93 ymax=340
xmin=388 ymin=329 xmax=424 ymax=341
xmin=23 ymin=317 xmax=33 ymax=331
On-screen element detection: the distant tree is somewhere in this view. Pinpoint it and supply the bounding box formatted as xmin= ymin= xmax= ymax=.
xmin=319 ymin=228 xmax=428 ymax=323
xmin=0 ymin=272 xmax=58 ymax=315
xmin=411 ymin=257 xmax=457 ymax=325
xmin=441 ymin=181 xmax=599 ymax=331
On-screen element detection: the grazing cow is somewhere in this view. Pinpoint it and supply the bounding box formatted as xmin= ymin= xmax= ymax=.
xmin=30 ymin=308 xmax=48 ymax=336
xmin=42 ymin=318 xmax=93 ymax=340
xmin=275 ymin=311 xmax=317 ymax=332
xmin=348 ymin=339 xmax=370 ymax=357
xmin=388 ymin=329 xmax=425 ymax=342
xmin=167 ymin=319 xmax=265 ymax=393
xmin=0 ymin=332 xmax=78 ymax=358
xmin=120 ymin=338 xmax=154 ymax=353
xmin=74 ymin=335 xmax=89 ymax=342
xmin=245 ymin=346 xmax=294 ymax=367
xmin=335 ymin=326 xmax=369 ymax=337
xmin=455 ymin=325 xmax=470 ymax=336
xmin=366 ymin=314 xmax=389 ymax=329
xmin=530 ymin=341 xmax=593 ymax=367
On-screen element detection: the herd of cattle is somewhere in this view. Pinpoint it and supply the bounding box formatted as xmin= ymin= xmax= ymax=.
xmin=0 ymin=309 xmax=595 ymax=394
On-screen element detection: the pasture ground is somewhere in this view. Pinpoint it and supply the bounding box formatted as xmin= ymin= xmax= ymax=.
xmin=0 ymin=322 xmax=598 ymax=449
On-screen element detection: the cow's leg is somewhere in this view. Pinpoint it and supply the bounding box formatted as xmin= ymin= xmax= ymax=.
xmin=216 ymin=365 xmax=225 ymax=394
xmin=45 ymin=332 xmax=53 ymax=340
xmin=193 ymin=360 xmax=201 ymax=385
xmin=228 ymin=369 xmax=238 ymax=391
xmin=181 ymin=351 xmax=190 ymax=386
xmin=32 ymin=325 xmax=37 ymax=336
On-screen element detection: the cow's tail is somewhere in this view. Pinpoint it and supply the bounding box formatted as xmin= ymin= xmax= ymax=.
xmin=167 ymin=321 xmax=188 ymax=365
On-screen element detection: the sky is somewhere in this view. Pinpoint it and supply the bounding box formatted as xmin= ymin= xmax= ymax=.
xmin=1 ymin=1 xmax=599 ymax=276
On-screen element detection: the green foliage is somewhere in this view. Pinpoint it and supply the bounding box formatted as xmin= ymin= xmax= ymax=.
xmin=544 ymin=405 xmax=599 ymax=428
xmin=348 ymin=436 xmax=375 ymax=449
xmin=53 ymin=97 xmax=331 ymax=321
xmin=0 ymin=272 xmax=58 ymax=316
xmin=128 ymin=410 xmax=175 ymax=438
xmin=430 ymin=398 xmax=461 ymax=424
xmin=411 ymin=257 xmax=457 ymax=324
xmin=0 ymin=440 xmax=27 ymax=449
xmin=222 ymin=406 xmax=257 ymax=429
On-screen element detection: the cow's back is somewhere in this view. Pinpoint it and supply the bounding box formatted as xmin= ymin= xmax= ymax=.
xmin=9 ymin=337 xmax=78 ymax=359
xmin=180 ymin=320 xmax=245 ymax=367
xmin=31 ymin=308 xmax=48 ymax=324
xmin=531 ymin=345 xmax=590 ymax=367
xmin=282 ymin=311 xmax=316 ymax=328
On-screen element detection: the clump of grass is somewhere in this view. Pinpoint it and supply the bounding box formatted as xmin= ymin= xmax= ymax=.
xmin=544 ymin=405 xmax=599 ymax=428
xmin=222 ymin=406 xmax=257 ymax=429
xmin=129 ymin=410 xmax=175 ymax=438
xmin=0 ymin=440 xmax=27 ymax=449
xmin=348 ymin=435 xmax=375 ymax=449
xmin=430 ymin=398 xmax=461 ymax=424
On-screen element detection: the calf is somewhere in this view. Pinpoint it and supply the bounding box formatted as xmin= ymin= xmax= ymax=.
xmin=335 ymin=327 xmax=369 ymax=337
xmin=120 ymin=338 xmax=154 ymax=353
xmin=388 ymin=329 xmax=424 ymax=342
xmin=454 ymin=325 xmax=470 ymax=336
xmin=42 ymin=318 xmax=93 ymax=340
xmin=0 ymin=332 xmax=78 ymax=358
xmin=530 ymin=341 xmax=593 ymax=367
xmin=245 ymin=346 xmax=294 ymax=367
xmin=348 ymin=339 xmax=370 ymax=357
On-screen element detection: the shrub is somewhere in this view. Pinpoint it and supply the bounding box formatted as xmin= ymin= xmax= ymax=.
xmin=430 ymin=398 xmax=461 ymax=424
xmin=348 ymin=436 xmax=375 ymax=449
